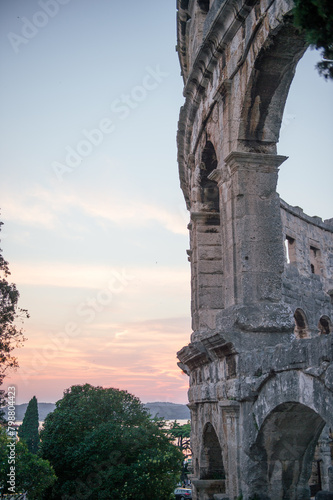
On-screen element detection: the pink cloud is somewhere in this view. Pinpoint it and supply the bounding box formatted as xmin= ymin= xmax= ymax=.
xmin=6 ymin=317 xmax=191 ymax=405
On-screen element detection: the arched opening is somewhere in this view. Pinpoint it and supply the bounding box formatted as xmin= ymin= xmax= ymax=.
xmin=294 ymin=308 xmax=309 ymax=338
xmin=318 ymin=315 xmax=331 ymax=335
xmin=277 ymin=48 xmax=333 ymax=221
xmin=200 ymin=422 xmax=225 ymax=480
xmin=197 ymin=0 xmax=209 ymax=14
xmin=238 ymin=22 xmax=307 ymax=149
xmin=308 ymin=425 xmax=333 ymax=497
xmin=200 ymin=141 xmax=219 ymax=212
xmin=251 ymin=402 xmax=326 ymax=500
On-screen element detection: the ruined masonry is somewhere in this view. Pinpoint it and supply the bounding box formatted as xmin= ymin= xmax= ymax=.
xmin=175 ymin=1 xmax=333 ymax=499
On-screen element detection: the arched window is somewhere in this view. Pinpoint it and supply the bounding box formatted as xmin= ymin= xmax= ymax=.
xmin=200 ymin=422 xmax=225 ymax=480
xmin=318 ymin=315 xmax=331 ymax=335
xmin=294 ymin=308 xmax=309 ymax=338
xmin=200 ymin=141 xmax=219 ymax=212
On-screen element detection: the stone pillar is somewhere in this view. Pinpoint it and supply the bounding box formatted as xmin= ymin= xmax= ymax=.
xmin=220 ymin=401 xmax=240 ymax=499
xmin=218 ymin=152 xmax=287 ymax=308
xmin=188 ymin=403 xmax=199 ymax=479
xmin=317 ymin=426 xmax=333 ymax=492
xmin=190 ymin=212 xmax=224 ymax=334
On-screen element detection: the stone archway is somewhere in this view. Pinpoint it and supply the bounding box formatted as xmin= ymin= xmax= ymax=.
xmin=238 ymin=22 xmax=307 ymax=149
xmin=251 ymin=402 xmax=325 ymax=500
xmin=192 ymin=422 xmax=226 ymax=500
xmin=199 ymin=141 xmax=219 ymax=212
xmin=200 ymin=422 xmax=225 ymax=480
xmin=247 ymin=370 xmax=333 ymax=499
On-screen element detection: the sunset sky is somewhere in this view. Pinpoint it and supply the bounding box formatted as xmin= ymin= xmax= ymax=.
xmin=0 ymin=0 xmax=332 ymax=405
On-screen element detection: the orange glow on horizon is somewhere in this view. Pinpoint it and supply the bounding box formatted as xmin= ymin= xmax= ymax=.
xmin=6 ymin=316 xmax=191 ymax=405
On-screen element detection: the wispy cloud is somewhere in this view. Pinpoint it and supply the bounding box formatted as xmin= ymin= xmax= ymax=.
xmin=9 ymin=261 xmax=189 ymax=290
xmin=1 ymin=182 xmax=187 ymax=235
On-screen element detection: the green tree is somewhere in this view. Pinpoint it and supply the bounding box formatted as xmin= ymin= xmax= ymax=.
xmin=0 ymin=219 xmax=28 ymax=421
xmin=40 ymin=384 xmax=183 ymax=499
xmin=18 ymin=396 xmax=40 ymax=453
xmin=169 ymin=420 xmax=191 ymax=454
xmin=294 ymin=0 xmax=333 ymax=79
xmin=0 ymin=426 xmax=56 ymax=499
xmin=168 ymin=421 xmax=191 ymax=485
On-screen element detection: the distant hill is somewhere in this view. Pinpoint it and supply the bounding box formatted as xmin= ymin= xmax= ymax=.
xmin=4 ymin=401 xmax=190 ymax=422
xmin=4 ymin=402 xmax=56 ymax=422
xmin=144 ymin=402 xmax=190 ymax=420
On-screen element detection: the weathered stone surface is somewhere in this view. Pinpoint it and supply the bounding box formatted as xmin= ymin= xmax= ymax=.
xmin=176 ymin=1 xmax=333 ymax=499
xmin=315 ymin=492 xmax=333 ymax=500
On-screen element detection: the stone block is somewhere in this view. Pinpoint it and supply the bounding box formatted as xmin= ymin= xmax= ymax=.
xmin=199 ymin=260 xmax=223 ymax=274
xmin=198 ymin=245 xmax=221 ymax=261
xmin=197 ymin=232 xmax=222 ymax=246
xmin=198 ymin=273 xmax=224 ymax=288
xmin=199 ymin=287 xmax=224 ymax=309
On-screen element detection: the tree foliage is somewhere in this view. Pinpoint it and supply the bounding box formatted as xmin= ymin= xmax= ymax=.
xmin=168 ymin=420 xmax=191 ymax=454
xmin=18 ymin=396 xmax=40 ymax=453
xmin=294 ymin=0 xmax=333 ymax=79
xmin=0 ymin=219 xmax=28 ymax=420
xmin=40 ymin=384 xmax=183 ymax=499
xmin=168 ymin=421 xmax=192 ymax=485
xmin=0 ymin=426 xmax=56 ymax=499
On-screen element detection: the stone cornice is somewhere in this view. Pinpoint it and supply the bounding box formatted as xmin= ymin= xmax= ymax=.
xmin=207 ymin=153 xmax=288 ymax=187
xmin=218 ymin=400 xmax=240 ymax=408
xmin=177 ymin=0 xmax=256 ymax=205
xmin=183 ymin=0 xmax=254 ymax=98
xmin=207 ymin=168 xmax=223 ymax=185
xmin=190 ymin=210 xmax=220 ymax=222
xmin=177 ymin=334 xmax=238 ymax=373
xmin=224 ymin=151 xmax=288 ymax=172
xmin=177 ymin=342 xmax=212 ymax=370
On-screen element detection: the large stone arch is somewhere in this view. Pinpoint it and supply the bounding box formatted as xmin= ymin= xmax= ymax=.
xmin=250 ymin=402 xmax=326 ymax=499
xmin=245 ymin=371 xmax=333 ymax=498
xmin=238 ymin=21 xmax=307 ymax=149
xmin=252 ymin=371 xmax=333 ymax=432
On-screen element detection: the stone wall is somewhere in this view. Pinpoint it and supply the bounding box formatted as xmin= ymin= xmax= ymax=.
xmin=281 ymin=200 xmax=333 ymax=336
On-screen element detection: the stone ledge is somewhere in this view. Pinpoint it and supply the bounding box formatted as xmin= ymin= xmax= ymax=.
xmin=280 ymin=198 xmax=333 ymax=232
xmin=191 ymin=478 xmax=226 ymax=491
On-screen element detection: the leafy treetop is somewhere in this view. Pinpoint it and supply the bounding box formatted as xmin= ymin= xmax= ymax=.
xmin=18 ymin=395 xmax=40 ymax=454
xmin=0 ymin=426 xmax=56 ymax=499
xmin=40 ymin=384 xmax=183 ymax=500
xmin=294 ymin=0 xmax=333 ymax=79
